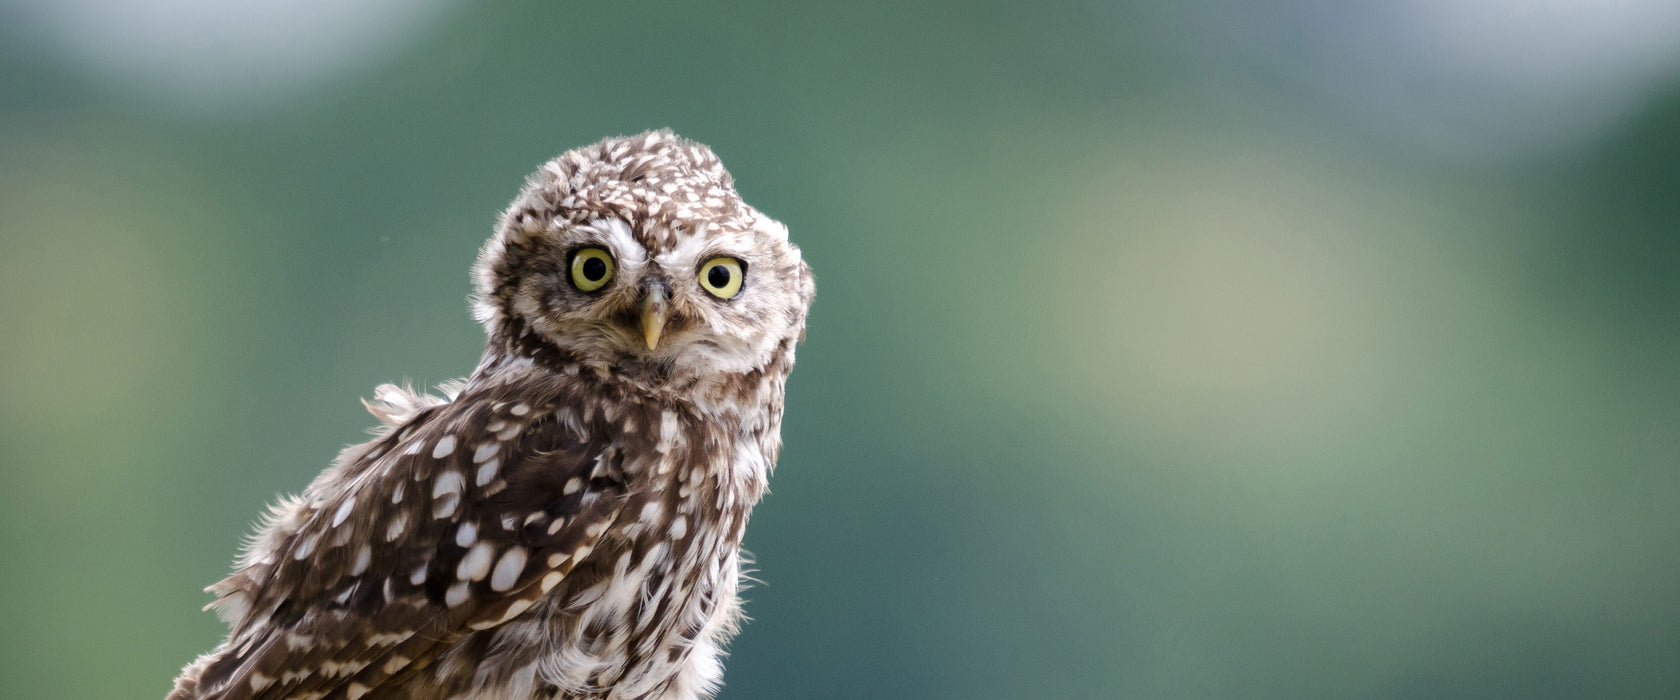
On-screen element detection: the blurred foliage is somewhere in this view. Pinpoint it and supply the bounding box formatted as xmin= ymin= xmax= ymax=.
xmin=2 ymin=2 xmax=1678 ymax=698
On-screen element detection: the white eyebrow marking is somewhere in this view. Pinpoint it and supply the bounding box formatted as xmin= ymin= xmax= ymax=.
xmin=652 ymin=224 xmax=714 ymax=269
xmin=583 ymin=217 xmax=647 ymax=266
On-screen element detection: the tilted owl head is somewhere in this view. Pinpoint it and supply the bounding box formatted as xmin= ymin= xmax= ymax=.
xmin=472 ymin=130 xmax=813 ymax=381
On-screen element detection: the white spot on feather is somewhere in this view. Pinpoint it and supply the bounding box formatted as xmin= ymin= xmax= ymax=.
xmin=332 ymin=498 xmax=355 ymax=527
xmin=658 ymin=410 xmax=679 ymax=452
xmin=643 ymin=542 xmax=670 ymax=570
xmin=476 ymin=459 xmax=500 ymax=486
xmin=432 ymin=436 xmax=455 ymax=458
xmin=490 ymin=546 xmax=528 ymax=592
xmin=445 ymin=581 xmax=470 ymax=607
xmin=563 ymin=477 xmax=581 ymax=495
xmin=293 ymin=533 xmax=317 ymax=559
xmin=350 ymin=545 xmax=371 ymax=575
xmin=366 ymin=633 xmax=403 ymax=647
xmin=456 ymin=522 xmax=477 ymax=547
xmin=458 ymin=542 xmax=495 ymax=581
xmin=473 ymin=442 xmax=499 ymax=463
xmin=433 ymin=468 xmax=464 ymax=499
xmin=434 ymin=491 xmax=461 ymax=519
xmin=385 ymin=513 xmax=407 ymax=541
xmin=499 ymin=598 xmax=533 ymax=622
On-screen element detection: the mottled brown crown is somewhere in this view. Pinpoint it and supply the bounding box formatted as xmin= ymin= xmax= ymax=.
xmin=473 ymin=131 xmax=757 ymax=326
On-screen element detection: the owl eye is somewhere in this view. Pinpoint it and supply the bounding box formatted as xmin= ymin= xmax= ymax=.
xmin=698 ymin=257 xmax=744 ymax=299
xmin=569 ymin=247 xmax=615 ymax=292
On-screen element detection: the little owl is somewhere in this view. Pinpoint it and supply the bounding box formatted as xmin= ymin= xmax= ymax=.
xmin=166 ymin=130 xmax=814 ymax=700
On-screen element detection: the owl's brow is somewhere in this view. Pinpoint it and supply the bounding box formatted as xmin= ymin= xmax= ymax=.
xmin=570 ymin=217 xmax=647 ymax=265
xmin=652 ymin=226 xmax=764 ymax=271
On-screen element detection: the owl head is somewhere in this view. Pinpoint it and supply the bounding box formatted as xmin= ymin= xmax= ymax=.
xmin=472 ymin=130 xmax=813 ymax=382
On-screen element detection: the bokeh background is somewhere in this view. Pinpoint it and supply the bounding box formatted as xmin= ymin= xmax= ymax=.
xmin=3 ymin=1 xmax=1679 ymax=697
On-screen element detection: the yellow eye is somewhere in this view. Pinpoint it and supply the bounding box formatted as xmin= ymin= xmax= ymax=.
xmin=698 ymin=257 xmax=744 ymax=299
xmin=569 ymin=247 xmax=615 ymax=292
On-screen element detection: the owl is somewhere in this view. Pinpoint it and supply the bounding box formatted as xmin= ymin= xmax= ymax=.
xmin=166 ymin=130 xmax=814 ymax=700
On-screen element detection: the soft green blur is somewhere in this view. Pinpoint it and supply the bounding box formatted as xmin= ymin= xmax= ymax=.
xmin=3 ymin=2 xmax=1679 ymax=698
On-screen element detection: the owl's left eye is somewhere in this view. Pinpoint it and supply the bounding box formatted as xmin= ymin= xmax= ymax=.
xmin=698 ymin=257 xmax=744 ymax=299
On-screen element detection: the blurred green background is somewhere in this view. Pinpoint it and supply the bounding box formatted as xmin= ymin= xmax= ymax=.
xmin=4 ymin=1 xmax=1679 ymax=698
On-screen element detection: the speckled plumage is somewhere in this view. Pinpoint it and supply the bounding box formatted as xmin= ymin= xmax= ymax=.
xmin=167 ymin=131 xmax=814 ymax=700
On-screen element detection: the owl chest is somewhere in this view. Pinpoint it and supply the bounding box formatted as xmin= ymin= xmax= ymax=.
xmin=532 ymin=438 xmax=756 ymax=696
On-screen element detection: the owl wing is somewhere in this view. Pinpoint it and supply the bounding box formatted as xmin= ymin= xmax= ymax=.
xmin=177 ymin=397 xmax=628 ymax=700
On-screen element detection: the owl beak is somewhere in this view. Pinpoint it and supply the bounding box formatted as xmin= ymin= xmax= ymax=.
xmin=639 ymin=287 xmax=668 ymax=350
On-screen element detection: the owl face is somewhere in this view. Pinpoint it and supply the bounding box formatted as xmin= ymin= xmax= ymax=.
xmin=474 ymin=131 xmax=812 ymax=380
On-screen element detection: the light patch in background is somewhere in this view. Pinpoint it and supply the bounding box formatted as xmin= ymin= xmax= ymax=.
xmin=0 ymin=138 xmax=211 ymax=496
xmin=1033 ymin=131 xmax=1511 ymax=466
xmin=4 ymin=0 xmax=459 ymax=114
xmin=1156 ymin=0 xmax=1680 ymax=162
xmin=0 ymin=130 xmax=264 ymax=700
xmin=0 ymin=182 xmax=186 ymax=427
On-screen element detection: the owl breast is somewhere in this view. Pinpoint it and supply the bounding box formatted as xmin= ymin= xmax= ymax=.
xmin=424 ymin=402 xmax=759 ymax=700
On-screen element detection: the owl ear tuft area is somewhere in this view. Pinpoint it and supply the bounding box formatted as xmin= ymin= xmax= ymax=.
xmin=471 ymin=154 xmax=580 ymax=334
xmin=471 ymin=210 xmax=529 ymax=333
xmin=750 ymin=211 xmax=789 ymax=243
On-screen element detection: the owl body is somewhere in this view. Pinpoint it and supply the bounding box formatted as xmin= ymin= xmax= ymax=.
xmin=169 ymin=131 xmax=812 ymax=700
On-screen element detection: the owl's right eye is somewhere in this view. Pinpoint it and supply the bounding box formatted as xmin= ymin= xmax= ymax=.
xmin=569 ymin=247 xmax=615 ymax=292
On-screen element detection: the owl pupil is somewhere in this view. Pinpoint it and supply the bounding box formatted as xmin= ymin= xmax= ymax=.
xmin=582 ymin=257 xmax=607 ymax=281
xmin=707 ymin=265 xmax=730 ymax=288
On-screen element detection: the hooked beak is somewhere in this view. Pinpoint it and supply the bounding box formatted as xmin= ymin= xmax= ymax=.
xmin=639 ymin=286 xmax=668 ymax=350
